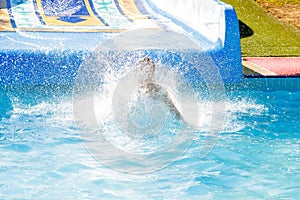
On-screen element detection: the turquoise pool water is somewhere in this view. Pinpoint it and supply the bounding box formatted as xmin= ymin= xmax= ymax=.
xmin=0 ymin=78 xmax=299 ymax=199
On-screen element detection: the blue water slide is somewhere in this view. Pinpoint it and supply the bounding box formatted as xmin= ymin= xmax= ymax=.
xmin=0 ymin=0 xmax=241 ymax=85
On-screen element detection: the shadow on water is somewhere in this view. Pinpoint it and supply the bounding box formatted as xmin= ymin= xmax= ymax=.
xmin=0 ymin=91 xmax=13 ymax=119
xmin=239 ymin=20 xmax=254 ymax=38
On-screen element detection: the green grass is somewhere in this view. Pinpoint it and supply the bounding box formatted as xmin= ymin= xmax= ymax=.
xmin=258 ymin=0 xmax=300 ymax=5
xmin=222 ymin=0 xmax=300 ymax=56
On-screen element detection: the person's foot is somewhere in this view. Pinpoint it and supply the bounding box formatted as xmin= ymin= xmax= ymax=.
xmin=135 ymin=57 xmax=155 ymax=83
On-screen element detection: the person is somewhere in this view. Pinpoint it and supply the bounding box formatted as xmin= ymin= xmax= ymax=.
xmin=135 ymin=57 xmax=184 ymax=120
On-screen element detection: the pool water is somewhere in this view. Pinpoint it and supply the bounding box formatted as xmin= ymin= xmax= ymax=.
xmin=0 ymin=79 xmax=299 ymax=199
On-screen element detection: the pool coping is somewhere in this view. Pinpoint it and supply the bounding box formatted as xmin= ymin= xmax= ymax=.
xmin=242 ymin=57 xmax=300 ymax=77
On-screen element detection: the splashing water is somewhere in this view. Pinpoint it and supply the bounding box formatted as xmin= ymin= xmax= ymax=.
xmin=43 ymin=0 xmax=83 ymax=16
xmin=1 ymin=25 xmax=299 ymax=197
xmin=91 ymin=58 xmax=195 ymax=154
xmin=1 ymin=81 xmax=299 ymax=199
xmin=70 ymin=29 xmax=226 ymax=173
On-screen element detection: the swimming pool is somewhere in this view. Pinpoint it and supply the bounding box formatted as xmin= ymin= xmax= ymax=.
xmin=0 ymin=77 xmax=299 ymax=199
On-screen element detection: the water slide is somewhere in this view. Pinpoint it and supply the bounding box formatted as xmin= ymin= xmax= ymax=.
xmin=0 ymin=0 xmax=242 ymax=85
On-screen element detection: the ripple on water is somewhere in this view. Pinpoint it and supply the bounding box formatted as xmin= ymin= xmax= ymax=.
xmin=0 ymin=84 xmax=299 ymax=198
xmin=1 ymin=143 xmax=31 ymax=153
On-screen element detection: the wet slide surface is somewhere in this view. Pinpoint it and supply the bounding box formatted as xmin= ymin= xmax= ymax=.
xmin=0 ymin=0 xmax=157 ymax=32
xmin=0 ymin=0 xmax=242 ymax=84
